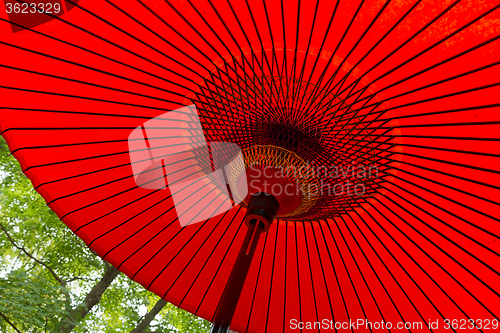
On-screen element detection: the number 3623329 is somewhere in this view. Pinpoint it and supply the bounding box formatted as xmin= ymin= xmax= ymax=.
xmin=5 ymin=2 xmax=62 ymax=14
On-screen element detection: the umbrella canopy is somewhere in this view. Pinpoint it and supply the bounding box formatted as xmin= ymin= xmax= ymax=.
xmin=1 ymin=0 xmax=500 ymax=332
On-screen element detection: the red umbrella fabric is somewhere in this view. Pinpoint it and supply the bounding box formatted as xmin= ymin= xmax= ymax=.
xmin=1 ymin=0 xmax=500 ymax=332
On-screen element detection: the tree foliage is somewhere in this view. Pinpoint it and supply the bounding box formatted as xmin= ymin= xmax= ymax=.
xmin=0 ymin=138 xmax=210 ymax=333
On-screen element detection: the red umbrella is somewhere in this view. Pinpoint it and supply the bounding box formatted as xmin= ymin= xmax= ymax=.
xmin=1 ymin=0 xmax=500 ymax=332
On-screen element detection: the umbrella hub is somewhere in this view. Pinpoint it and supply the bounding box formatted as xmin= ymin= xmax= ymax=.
xmin=244 ymin=192 xmax=280 ymax=233
xmin=236 ymin=145 xmax=319 ymax=219
xmin=195 ymin=51 xmax=398 ymax=222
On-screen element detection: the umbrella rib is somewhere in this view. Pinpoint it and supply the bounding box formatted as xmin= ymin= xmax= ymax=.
xmin=264 ymin=223 xmax=281 ymax=333
xmin=384 ymin=172 xmax=500 ymax=249
xmin=122 ymin=213 xmax=180 ymax=275
xmin=291 ymin=0 xmax=320 ymax=117
xmin=9 ymin=132 xmax=208 ymax=155
xmin=179 ymin=0 xmax=272 ymax=109
xmin=306 ymin=0 xmax=390 ymax=124
xmin=245 ymin=231 xmax=269 ymax=331
xmin=301 ymin=221 xmax=324 ymax=329
xmin=18 ymin=141 xmax=212 ymax=175
xmin=342 ymin=212 xmax=435 ymax=329
xmin=337 ymin=2 xmax=500 ymax=104
xmin=349 ymin=209 xmax=453 ymax=325
xmin=134 ymin=0 xmax=220 ymax=69
xmin=0 ymin=72 xmax=243 ymax=125
xmin=328 ymin=20 xmax=500 ymax=142
xmin=263 ymin=0 xmax=288 ymax=118
xmin=0 ymin=17 xmax=203 ymax=92
xmin=228 ymin=0 xmax=283 ymax=133
xmin=127 ymin=186 xmax=222 ymax=280
xmin=297 ymin=142 xmax=500 ymax=256
xmin=387 ymin=142 xmax=500 ymax=158
xmin=145 ymin=192 xmax=232 ymax=290
xmin=309 ymin=52 xmax=500 ymax=129
xmin=331 ymin=31 xmax=500 ymax=117
xmin=380 ymin=181 xmax=500 ymax=265
xmin=323 ymin=221 xmax=373 ymax=331
xmin=92 ymin=194 xmax=176 ymax=253
xmin=381 ymin=176 xmax=498 ymax=244
xmin=267 ymin=0 xmax=289 ymax=119
xmin=316 ymin=0 xmax=493 ymax=142
xmin=0 ymin=64 xmax=186 ymax=103
xmin=163 ymin=209 xmax=232 ymax=297
xmin=242 ymin=0 xmax=276 ymax=90
xmin=0 ymin=85 xmax=182 ymax=112
xmin=245 ymin=228 xmax=269 ymax=331
xmin=329 ymin=0 xmax=467 ymax=105
xmin=344 ymin=133 xmax=500 ymax=161
xmin=64 ymin=0 xmax=204 ymax=81
xmin=204 ymin=218 xmax=246 ymax=321
xmin=330 ymin=144 xmax=500 ymax=246
xmin=358 ymin=45 xmax=500 ymax=112
xmin=4 ymin=5 xmax=257 ymax=112
xmin=0 ymin=40 xmax=195 ymax=95
xmin=387 ymin=104 xmax=500 ymax=122
xmin=301 ymin=0 xmax=341 ymax=90
xmin=282 ymin=222 xmax=288 ymax=333
xmin=225 ymin=0 xmax=268 ymax=78
xmin=299 ymin=0 xmax=367 ymax=116
xmin=103 ymin=0 xmax=209 ymax=71
xmin=2 ymin=1 xmax=499 ymax=328
xmin=32 ymin=162 xmax=131 ymax=190
xmin=307 ymin=223 xmax=341 ymax=327
xmin=279 ymin=0 xmax=287 ymax=88
xmin=332 ymin=215 xmax=393 ymax=328
xmin=381 ymin=83 xmax=500 ymax=118
xmin=63 ymin=164 xmax=205 ymax=222
xmin=337 ymin=213 xmax=409 ymax=328
xmin=0 ymin=107 xmax=180 ymax=120
xmin=73 ymin=189 xmax=161 ymax=234
xmin=387 ymin=120 xmax=500 ymax=129
xmin=293 ymin=222 xmax=302 ymax=332
xmin=185 ymin=6 xmax=268 ymax=115
xmin=314 ymin=222 xmax=354 ymax=328
xmin=316 ymin=79 xmax=500 ymax=166
xmin=365 ymin=150 xmax=500 ymax=209
xmin=183 ymin=208 xmax=242 ymax=312
xmin=360 ymin=200 xmax=483 ymax=326
xmin=32 ymin=0 xmax=200 ymax=85
xmin=306 ymin=0 xmax=421 ymax=113
xmin=45 ymin=173 xmax=133 ymax=206
xmin=371 ymin=194 xmax=500 ymax=321
xmin=383 ymin=174 xmax=500 ymax=237
xmin=391 ymin=149 xmax=499 ymax=177
xmin=165 ymin=0 xmax=249 ymax=83
xmin=34 ymin=126 xmax=500 ymax=231
xmin=322 ymin=106 xmax=500 ymax=176
xmin=202 ymin=1 xmax=274 ymax=142
xmin=390 ymin=158 xmax=500 ymax=191
xmin=287 ymin=0 xmax=303 ymax=123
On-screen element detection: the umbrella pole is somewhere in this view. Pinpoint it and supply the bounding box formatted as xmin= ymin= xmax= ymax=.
xmin=210 ymin=193 xmax=279 ymax=333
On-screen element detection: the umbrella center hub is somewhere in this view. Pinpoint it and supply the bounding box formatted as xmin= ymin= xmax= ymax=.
xmin=244 ymin=192 xmax=280 ymax=232
xmin=229 ymin=145 xmax=320 ymax=219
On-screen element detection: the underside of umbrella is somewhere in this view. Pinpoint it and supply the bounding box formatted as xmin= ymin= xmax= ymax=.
xmin=1 ymin=0 xmax=500 ymax=332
